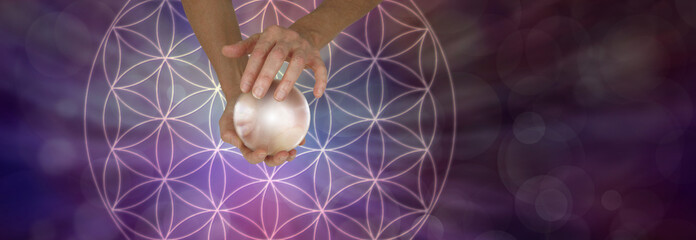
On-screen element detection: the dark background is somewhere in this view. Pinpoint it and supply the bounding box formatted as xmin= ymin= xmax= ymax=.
xmin=2 ymin=0 xmax=696 ymax=239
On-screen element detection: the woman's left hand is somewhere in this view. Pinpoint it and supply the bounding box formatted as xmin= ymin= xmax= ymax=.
xmin=221 ymin=25 xmax=328 ymax=101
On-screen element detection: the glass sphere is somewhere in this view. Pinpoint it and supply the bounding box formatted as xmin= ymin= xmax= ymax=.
xmin=233 ymin=79 xmax=310 ymax=155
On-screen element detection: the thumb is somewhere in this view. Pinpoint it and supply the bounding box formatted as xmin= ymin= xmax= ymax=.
xmin=221 ymin=34 xmax=259 ymax=58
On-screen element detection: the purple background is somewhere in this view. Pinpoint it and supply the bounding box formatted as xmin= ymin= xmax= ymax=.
xmin=2 ymin=0 xmax=696 ymax=239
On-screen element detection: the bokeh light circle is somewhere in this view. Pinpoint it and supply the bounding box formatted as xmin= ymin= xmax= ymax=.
xmin=84 ymin=0 xmax=455 ymax=239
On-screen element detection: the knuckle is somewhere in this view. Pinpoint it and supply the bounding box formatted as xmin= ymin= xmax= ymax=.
xmin=266 ymin=25 xmax=281 ymax=32
xmin=311 ymin=59 xmax=325 ymax=70
xmin=251 ymin=49 xmax=266 ymax=58
xmin=316 ymin=59 xmax=327 ymax=68
xmin=256 ymin=76 xmax=271 ymax=84
xmin=286 ymin=30 xmax=299 ymax=39
xmin=275 ymin=44 xmax=287 ymax=53
xmin=260 ymin=73 xmax=274 ymax=81
xmin=292 ymin=55 xmax=304 ymax=63
xmin=280 ymin=80 xmax=293 ymax=89
xmin=270 ymin=49 xmax=286 ymax=59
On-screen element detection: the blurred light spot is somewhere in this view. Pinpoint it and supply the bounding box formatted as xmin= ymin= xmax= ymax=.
xmin=513 ymin=112 xmax=545 ymax=144
xmin=426 ymin=216 xmax=444 ymax=240
xmin=456 ymin=73 xmax=502 ymax=159
xmin=38 ymin=138 xmax=76 ymax=176
xmin=599 ymin=15 xmax=665 ymax=99
xmin=497 ymin=30 xmax=560 ymax=95
xmin=545 ymin=123 xmax=578 ymax=142
xmin=515 ymin=175 xmax=572 ymax=232
xmin=535 ymin=189 xmax=569 ymax=221
xmin=30 ymin=219 xmax=56 ymax=240
xmin=73 ymin=203 xmax=118 ymax=240
xmin=549 ymin=166 xmax=594 ymax=216
xmin=676 ymin=0 xmax=696 ymax=29
xmin=498 ymin=136 xmax=574 ymax=193
xmin=650 ymin=81 xmax=693 ymax=134
xmin=601 ymin=190 xmax=622 ymax=211
xmin=25 ymin=12 xmax=91 ymax=77
xmin=573 ymin=75 xmax=608 ymax=106
xmin=56 ymin=98 xmax=78 ymax=118
xmin=618 ymin=190 xmax=665 ymax=231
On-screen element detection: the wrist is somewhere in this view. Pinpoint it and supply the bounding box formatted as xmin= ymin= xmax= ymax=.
xmin=217 ymin=58 xmax=246 ymax=104
xmin=225 ymin=89 xmax=241 ymax=106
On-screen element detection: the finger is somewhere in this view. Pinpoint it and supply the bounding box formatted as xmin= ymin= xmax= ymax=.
xmin=308 ymin=56 xmax=328 ymax=98
xmin=252 ymin=44 xmax=289 ymax=99
xmin=219 ymin=115 xmax=243 ymax=147
xmin=228 ymin=134 xmax=257 ymax=165
xmin=265 ymin=151 xmax=289 ymax=167
xmin=240 ymin=34 xmax=276 ymax=93
xmin=274 ymin=51 xmax=305 ymax=101
xmin=300 ymin=138 xmax=305 ymax=146
xmin=246 ymin=149 xmax=267 ymax=164
xmin=287 ymin=149 xmax=297 ymax=162
xmin=221 ymin=34 xmax=260 ymax=58
xmin=221 ymin=130 xmax=243 ymax=148
xmin=239 ymin=146 xmax=262 ymax=164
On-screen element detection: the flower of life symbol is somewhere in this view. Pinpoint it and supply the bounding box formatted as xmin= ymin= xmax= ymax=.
xmin=84 ymin=0 xmax=455 ymax=239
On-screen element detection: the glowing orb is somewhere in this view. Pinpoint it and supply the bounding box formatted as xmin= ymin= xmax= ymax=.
xmin=234 ymin=79 xmax=310 ymax=155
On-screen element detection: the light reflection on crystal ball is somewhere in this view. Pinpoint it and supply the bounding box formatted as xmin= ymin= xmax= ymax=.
xmin=233 ymin=79 xmax=310 ymax=155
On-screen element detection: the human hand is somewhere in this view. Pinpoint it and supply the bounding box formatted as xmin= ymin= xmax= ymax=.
xmin=221 ymin=25 xmax=328 ymax=101
xmin=219 ymin=99 xmax=304 ymax=166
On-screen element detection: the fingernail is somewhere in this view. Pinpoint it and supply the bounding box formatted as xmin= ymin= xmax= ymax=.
xmin=253 ymin=87 xmax=264 ymax=99
xmin=274 ymin=90 xmax=287 ymax=101
xmin=257 ymin=152 xmax=267 ymax=158
xmin=288 ymin=155 xmax=295 ymax=162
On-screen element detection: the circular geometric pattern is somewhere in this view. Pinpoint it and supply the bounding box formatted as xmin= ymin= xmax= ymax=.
xmin=84 ymin=0 xmax=455 ymax=239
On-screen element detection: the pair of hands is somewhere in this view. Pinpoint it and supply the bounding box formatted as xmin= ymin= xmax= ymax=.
xmin=218 ymin=25 xmax=328 ymax=166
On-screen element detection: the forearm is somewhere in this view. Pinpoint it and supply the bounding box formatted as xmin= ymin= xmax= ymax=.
xmin=182 ymin=0 xmax=247 ymax=102
xmin=289 ymin=0 xmax=382 ymax=49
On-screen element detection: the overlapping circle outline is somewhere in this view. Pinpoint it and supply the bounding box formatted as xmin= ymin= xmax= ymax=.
xmin=84 ymin=0 xmax=456 ymax=239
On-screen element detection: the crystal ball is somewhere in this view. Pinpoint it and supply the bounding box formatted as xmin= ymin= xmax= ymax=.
xmin=233 ymin=79 xmax=310 ymax=155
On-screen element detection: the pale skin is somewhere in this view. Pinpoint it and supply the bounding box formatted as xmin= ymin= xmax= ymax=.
xmin=182 ymin=0 xmax=381 ymax=166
